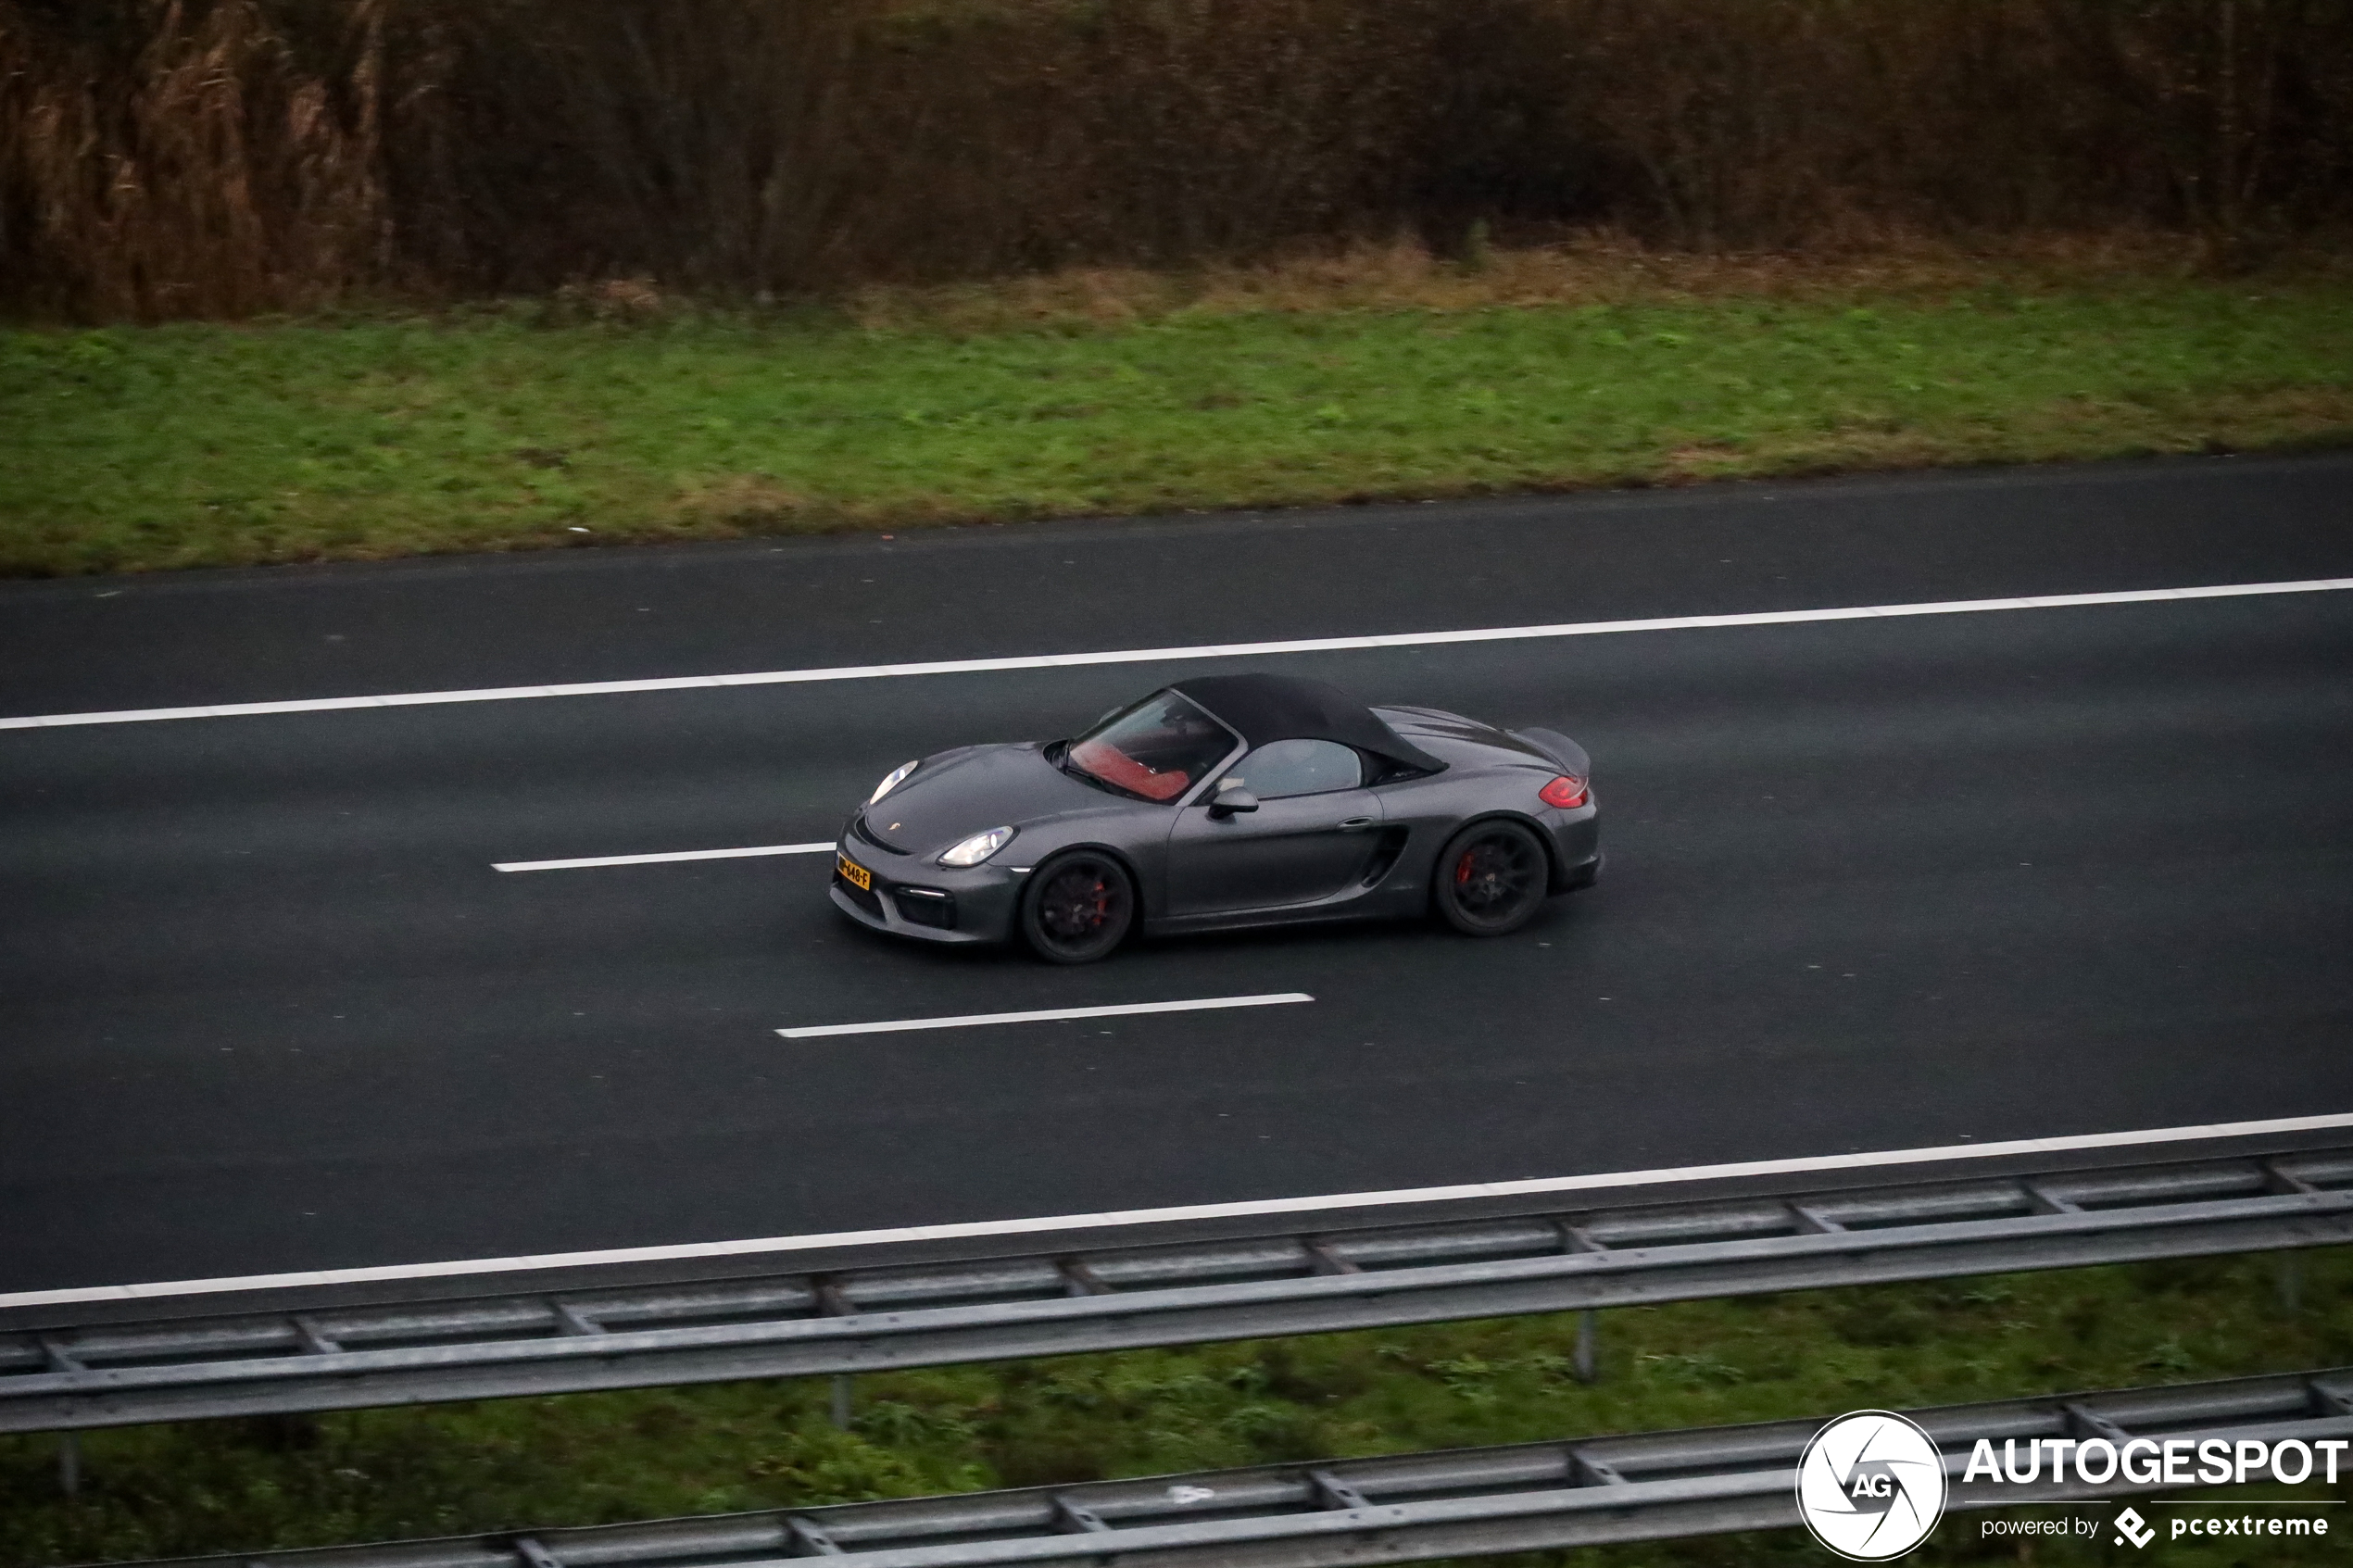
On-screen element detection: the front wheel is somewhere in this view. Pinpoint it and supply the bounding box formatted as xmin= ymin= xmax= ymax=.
xmin=1020 ymin=851 xmax=1136 ymax=963
xmin=1431 ymin=820 xmax=1549 ymax=936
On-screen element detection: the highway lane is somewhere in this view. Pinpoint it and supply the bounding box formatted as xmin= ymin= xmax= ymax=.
xmin=6 ymin=452 xmax=2353 ymax=720
xmin=2 ymin=458 xmax=2350 ymax=1297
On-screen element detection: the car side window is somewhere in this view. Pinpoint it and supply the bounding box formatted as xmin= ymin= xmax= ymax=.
xmin=1226 ymin=738 xmax=1363 ymax=800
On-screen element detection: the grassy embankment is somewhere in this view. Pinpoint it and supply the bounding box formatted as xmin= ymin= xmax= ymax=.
xmin=4 ymin=243 xmax=2351 ymax=579
xmin=4 ymin=1250 xmax=2347 ymax=1567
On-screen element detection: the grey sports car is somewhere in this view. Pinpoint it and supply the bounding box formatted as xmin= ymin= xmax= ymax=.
xmin=830 ymin=672 xmax=1600 ymax=962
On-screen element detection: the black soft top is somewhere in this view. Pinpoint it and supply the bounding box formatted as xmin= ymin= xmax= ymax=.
xmin=1171 ymin=673 xmax=1444 ymax=773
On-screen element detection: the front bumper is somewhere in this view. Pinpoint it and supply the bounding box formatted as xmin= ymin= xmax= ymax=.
xmin=827 ymin=828 xmax=1025 ymax=946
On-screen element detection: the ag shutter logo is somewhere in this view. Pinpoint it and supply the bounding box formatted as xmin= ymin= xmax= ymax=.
xmin=1796 ymin=1411 xmax=1950 ymax=1561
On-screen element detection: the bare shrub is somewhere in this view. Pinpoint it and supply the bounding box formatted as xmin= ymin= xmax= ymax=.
xmin=1544 ymin=0 xmax=2353 ymax=246
xmin=377 ymin=0 xmax=871 ymax=292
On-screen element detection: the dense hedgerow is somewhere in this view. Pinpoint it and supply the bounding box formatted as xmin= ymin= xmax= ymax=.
xmin=3 ymin=0 xmax=2350 ymax=319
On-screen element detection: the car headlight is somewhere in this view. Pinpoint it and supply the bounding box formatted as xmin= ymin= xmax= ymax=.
xmin=938 ymin=826 xmax=1015 ymax=867
xmin=867 ymin=760 xmax=919 ymax=806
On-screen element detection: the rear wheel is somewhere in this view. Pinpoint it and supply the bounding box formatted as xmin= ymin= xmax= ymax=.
xmin=1020 ymin=851 xmax=1136 ymax=963
xmin=1431 ymin=820 xmax=1548 ymax=936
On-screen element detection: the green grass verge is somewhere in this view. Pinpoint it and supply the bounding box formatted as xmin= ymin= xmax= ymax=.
xmin=4 ymin=272 xmax=2351 ymax=577
xmin=5 ymin=1251 xmax=2347 ymax=1566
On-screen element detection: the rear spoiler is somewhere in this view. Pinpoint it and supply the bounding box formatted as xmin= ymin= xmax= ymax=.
xmin=1507 ymin=726 xmax=1592 ymax=778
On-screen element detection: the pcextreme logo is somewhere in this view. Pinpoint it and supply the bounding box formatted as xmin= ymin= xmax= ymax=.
xmin=1795 ymin=1411 xmax=1949 ymax=1561
xmin=2116 ymin=1507 xmax=2158 ymax=1548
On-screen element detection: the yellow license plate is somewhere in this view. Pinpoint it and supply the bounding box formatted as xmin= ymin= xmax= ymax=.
xmin=837 ymin=853 xmax=873 ymax=891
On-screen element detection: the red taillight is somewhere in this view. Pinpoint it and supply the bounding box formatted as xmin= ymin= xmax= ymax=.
xmin=1540 ymin=774 xmax=1588 ymax=809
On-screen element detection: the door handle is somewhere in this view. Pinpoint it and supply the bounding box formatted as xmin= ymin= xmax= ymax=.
xmin=1337 ymin=817 xmax=1375 ymax=831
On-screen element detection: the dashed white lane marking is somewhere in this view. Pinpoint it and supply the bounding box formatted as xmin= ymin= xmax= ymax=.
xmin=6 ymin=1110 xmax=2348 ymax=1311
xmin=7 ymin=578 xmax=2348 ymax=730
xmin=778 ymin=992 xmax=1315 ymax=1039
xmin=495 ymin=842 xmax=834 ymax=872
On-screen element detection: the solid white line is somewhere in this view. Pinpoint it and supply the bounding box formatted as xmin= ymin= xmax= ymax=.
xmin=495 ymin=842 xmax=835 ymax=873
xmin=6 ymin=1109 xmax=2347 ymax=1312
xmin=780 ymin=993 xmax=1315 ymax=1039
xmin=7 ymin=578 xmax=2349 ymax=731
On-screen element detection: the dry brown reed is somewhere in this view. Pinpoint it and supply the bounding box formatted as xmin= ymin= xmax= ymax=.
xmin=3 ymin=0 xmax=2347 ymax=320
xmin=1 ymin=0 xmax=387 ymax=318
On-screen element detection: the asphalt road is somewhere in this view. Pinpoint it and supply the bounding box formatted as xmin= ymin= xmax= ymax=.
xmin=3 ymin=455 xmax=2350 ymax=1298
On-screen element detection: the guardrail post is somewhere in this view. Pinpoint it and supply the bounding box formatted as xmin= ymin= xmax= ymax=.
xmin=1574 ymin=1310 xmax=1599 ymax=1383
xmin=58 ymin=1432 xmax=80 ymax=1496
xmin=2278 ymin=1253 xmax=2306 ymax=1313
xmin=830 ymin=1374 xmax=853 ymax=1430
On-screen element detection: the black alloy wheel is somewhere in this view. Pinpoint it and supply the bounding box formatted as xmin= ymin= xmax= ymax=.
xmin=1431 ymin=819 xmax=1549 ymax=935
xmin=1020 ymin=851 xmax=1137 ymax=963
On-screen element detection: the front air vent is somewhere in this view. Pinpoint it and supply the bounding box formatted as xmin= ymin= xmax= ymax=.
xmin=890 ymin=887 xmax=957 ymax=930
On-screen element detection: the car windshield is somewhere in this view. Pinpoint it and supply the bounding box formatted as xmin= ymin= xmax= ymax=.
xmin=1063 ymin=691 xmax=1238 ymax=803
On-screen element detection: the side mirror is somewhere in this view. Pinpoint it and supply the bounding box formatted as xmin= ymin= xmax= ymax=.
xmin=1208 ymin=787 xmax=1259 ymax=819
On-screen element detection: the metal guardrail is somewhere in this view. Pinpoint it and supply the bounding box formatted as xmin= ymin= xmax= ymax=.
xmin=99 ymin=1367 xmax=2353 ymax=1568
xmin=5 ymin=1147 xmax=2347 ymax=1433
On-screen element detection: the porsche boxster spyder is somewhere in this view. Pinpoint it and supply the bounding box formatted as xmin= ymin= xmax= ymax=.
xmin=830 ymin=672 xmax=1600 ymax=962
